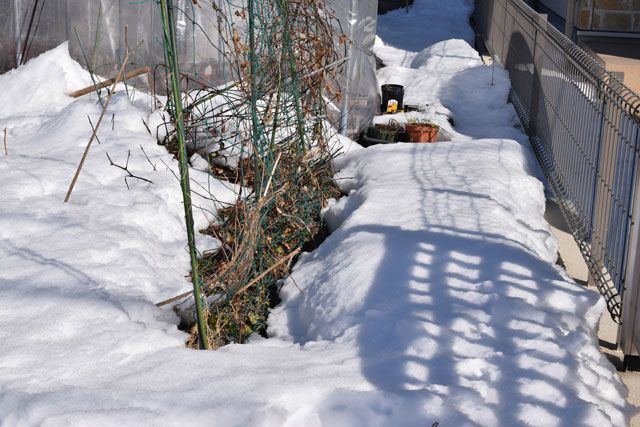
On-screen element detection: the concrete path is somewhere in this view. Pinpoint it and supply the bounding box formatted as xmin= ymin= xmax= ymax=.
xmin=580 ymin=38 xmax=640 ymax=96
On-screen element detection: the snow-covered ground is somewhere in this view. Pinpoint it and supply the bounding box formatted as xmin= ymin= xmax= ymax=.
xmin=0 ymin=0 xmax=631 ymax=426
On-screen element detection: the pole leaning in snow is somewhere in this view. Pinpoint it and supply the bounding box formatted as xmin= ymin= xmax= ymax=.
xmin=158 ymin=0 xmax=209 ymax=349
xmin=247 ymin=0 xmax=263 ymax=197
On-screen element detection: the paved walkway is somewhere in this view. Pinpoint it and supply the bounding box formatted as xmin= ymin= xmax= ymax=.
xmin=581 ymin=38 xmax=640 ymax=95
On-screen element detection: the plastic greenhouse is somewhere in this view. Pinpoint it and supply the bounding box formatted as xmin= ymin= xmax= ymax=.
xmin=0 ymin=0 xmax=379 ymax=136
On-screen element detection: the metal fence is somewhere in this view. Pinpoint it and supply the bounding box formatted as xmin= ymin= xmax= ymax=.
xmin=474 ymin=0 xmax=640 ymax=356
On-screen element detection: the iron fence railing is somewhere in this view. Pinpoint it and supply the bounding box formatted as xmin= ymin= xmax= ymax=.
xmin=474 ymin=0 xmax=640 ymax=356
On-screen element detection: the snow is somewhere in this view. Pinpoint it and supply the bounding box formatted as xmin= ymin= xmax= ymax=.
xmin=0 ymin=1 xmax=631 ymax=426
xmin=272 ymin=140 xmax=628 ymax=425
xmin=374 ymin=0 xmax=475 ymax=65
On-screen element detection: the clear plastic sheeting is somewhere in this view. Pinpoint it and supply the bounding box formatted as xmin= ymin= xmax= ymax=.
xmin=0 ymin=0 xmax=69 ymax=71
xmin=0 ymin=2 xmax=17 ymax=72
xmin=0 ymin=1 xmax=226 ymax=88
xmin=0 ymin=0 xmax=378 ymax=136
xmin=327 ymin=0 xmax=380 ymax=137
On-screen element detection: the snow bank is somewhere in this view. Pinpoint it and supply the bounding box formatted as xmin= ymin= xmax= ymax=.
xmin=374 ymin=0 xmax=475 ymax=63
xmin=271 ymin=139 xmax=628 ymax=426
xmin=0 ymin=1 xmax=631 ymax=425
xmin=0 ymin=43 xmax=89 ymax=119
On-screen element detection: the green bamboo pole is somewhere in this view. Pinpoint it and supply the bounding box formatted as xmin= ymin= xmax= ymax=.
xmin=248 ymin=0 xmax=264 ymax=198
xmin=158 ymin=0 xmax=209 ymax=350
xmin=277 ymin=0 xmax=306 ymax=152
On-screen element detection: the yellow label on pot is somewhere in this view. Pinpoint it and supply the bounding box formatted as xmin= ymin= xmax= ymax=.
xmin=387 ymin=99 xmax=398 ymax=114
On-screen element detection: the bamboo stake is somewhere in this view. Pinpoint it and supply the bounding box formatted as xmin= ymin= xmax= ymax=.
xmin=159 ymin=0 xmax=209 ymax=349
xmin=248 ymin=0 xmax=263 ymax=198
xmin=67 ymin=66 xmax=151 ymax=98
xmin=262 ymin=152 xmax=282 ymax=197
xmin=235 ymin=247 xmax=301 ymax=296
xmin=277 ymin=0 xmax=307 ymax=152
xmin=156 ymin=289 xmax=194 ymax=308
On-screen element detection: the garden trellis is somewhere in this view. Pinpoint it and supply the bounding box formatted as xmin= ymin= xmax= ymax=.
xmin=156 ymin=0 xmax=349 ymax=347
xmin=0 ymin=0 xmax=380 ymax=348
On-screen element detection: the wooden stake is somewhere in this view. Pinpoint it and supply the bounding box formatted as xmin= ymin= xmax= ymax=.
xmin=63 ymin=62 xmax=127 ymax=203
xmin=155 ymin=289 xmax=194 ymax=308
xmin=3 ymin=128 xmax=7 ymax=156
xmin=262 ymin=152 xmax=282 ymax=197
xmin=66 ymin=66 xmax=151 ymax=98
xmin=235 ymin=247 xmax=302 ymax=296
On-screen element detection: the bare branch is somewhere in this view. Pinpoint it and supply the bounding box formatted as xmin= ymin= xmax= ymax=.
xmin=139 ymin=145 xmax=158 ymax=171
xmin=106 ymin=150 xmax=154 ymax=190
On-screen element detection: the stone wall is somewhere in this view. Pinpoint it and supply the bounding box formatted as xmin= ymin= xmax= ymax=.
xmin=575 ymin=0 xmax=640 ymax=32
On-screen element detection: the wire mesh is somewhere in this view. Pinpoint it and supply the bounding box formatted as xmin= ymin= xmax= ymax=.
xmin=475 ymin=0 xmax=640 ymax=325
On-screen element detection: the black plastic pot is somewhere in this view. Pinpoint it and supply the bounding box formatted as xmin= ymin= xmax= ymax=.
xmin=381 ymin=84 xmax=404 ymax=113
xmin=378 ymin=0 xmax=414 ymax=15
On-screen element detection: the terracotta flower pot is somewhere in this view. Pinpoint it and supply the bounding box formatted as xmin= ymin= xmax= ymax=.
xmin=404 ymin=123 xmax=439 ymax=143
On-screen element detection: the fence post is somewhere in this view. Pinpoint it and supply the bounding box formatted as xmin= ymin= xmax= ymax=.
xmin=530 ymin=13 xmax=547 ymax=137
xmin=620 ymin=142 xmax=640 ymax=356
xmin=589 ymin=86 xmax=607 ymax=239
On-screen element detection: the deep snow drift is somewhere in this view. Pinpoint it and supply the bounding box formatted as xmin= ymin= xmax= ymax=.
xmin=0 ymin=0 xmax=631 ymax=426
